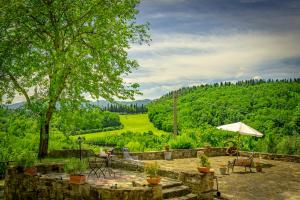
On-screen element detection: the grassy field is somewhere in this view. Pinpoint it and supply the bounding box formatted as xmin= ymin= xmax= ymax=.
xmin=77 ymin=114 xmax=168 ymax=140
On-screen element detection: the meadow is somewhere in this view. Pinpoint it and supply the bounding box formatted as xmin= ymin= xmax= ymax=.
xmin=78 ymin=114 xmax=168 ymax=140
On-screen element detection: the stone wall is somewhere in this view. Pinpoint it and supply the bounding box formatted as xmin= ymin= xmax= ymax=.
xmin=116 ymin=147 xmax=300 ymax=163
xmin=239 ymin=151 xmax=300 ymax=163
xmin=48 ymin=149 xmax=95 ymax=158
xmin=115 ymin=147 xmax=228 ymax=160
xmin=111 ymin=159 xmax=215 ymax=199
xmin=4 ymin=164 xmax=162 ymax=200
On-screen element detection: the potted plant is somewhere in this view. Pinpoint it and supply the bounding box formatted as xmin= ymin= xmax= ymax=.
xmin=164 ymin=144 xmax=172 ymax=160
xmin=16 ymin=151 xmax=37 ymax=176
xmin=255 ymin=162 xmax=263 ymax=173
xmin=144 ymin=162 xmax=161 ymax=185
xmin=219 ymin=164 xmax=227 ymax=175
xmin=64 ymin=158 xmax=88 ymax=184
xmin=197 ymin=154 xmax=211 ymax=173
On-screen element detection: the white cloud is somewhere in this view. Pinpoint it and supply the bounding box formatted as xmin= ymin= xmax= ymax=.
xmin=128 ymin=31 xmax=300 ymax=86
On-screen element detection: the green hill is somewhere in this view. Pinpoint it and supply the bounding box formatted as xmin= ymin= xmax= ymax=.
xmin=80 ymin=114 xmax=167 ymax=140
xmin=148 ymin=79 xmax=300 ymax=154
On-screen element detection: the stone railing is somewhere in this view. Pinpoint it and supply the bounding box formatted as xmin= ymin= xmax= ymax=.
xmin=48 ymin=149 xmax=95 ymax=158
xmin=114 ymin=147 xmax=227 ymax=160
xmin=239 ymin=151 xmax=300 ymax=163
xmin=111 ymin=159 xmax=215 ymax=199
xmin=4 ymin=164 xmax=162 ymax=200
xmin=48 ymin=147 xmax=300 ymax=163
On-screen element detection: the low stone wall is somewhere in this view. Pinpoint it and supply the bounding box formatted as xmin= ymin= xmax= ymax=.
xmin=111 ymin=159 xmax=215 ymax=199
xmin=117 ymin=147 xmax=300 ymax=163
xmin=115 ymin=147 xmax=227 ymax=160
xmin=48 ymin=149 xmax=95 ymax=158
xmin=4 ymin=164 xmax=162 ymax=200
xmin=239 ymin=151 xmax=300 ymax=163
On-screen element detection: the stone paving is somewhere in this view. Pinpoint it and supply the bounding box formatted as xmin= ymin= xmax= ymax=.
xmin=42 ymin=169 xmax=180 ymax=189
xmin=144 ymin=156 xmax=300 ymax=200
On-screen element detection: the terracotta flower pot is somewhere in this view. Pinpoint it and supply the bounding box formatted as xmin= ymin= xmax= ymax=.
xmin=146 ymin=176 xmax=161 ymax=185
xmin=69 ymin=174 xmax=86 ymax=184
xmin=197 ymin=167 xmax=210 ymax=173
xmin=24 ymin=167 xmax=37 ymax=176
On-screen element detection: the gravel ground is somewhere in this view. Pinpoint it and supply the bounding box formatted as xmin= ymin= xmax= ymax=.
xmin=144 ymin=156 xmax=300 ymax=200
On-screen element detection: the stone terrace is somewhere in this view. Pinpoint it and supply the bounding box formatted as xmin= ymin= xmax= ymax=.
xmin=144 ymin=156 xmax=300 ymax=200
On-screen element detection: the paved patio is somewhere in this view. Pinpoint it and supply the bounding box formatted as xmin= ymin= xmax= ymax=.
xmin=144 ymin=156 xmax=300 ymax=200
xmin=41 ymin=169 xmax=180 ymax=189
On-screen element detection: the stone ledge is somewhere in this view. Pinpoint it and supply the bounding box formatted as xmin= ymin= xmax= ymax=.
xmin=4 ymin=164 xmax=162 ymax=200
xmin=48 ymin=149 xmax=95 ymax=158
xmin=111 ymin=159 xmax=215 ymax=199
xmin=239 ymin=151 xmax=300 ymax=163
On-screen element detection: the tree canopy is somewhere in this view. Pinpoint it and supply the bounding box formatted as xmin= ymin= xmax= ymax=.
xmin=0 ymin=0 xmax=150 ymax=157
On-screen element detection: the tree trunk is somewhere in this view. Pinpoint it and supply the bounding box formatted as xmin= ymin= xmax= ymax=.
xmin=38 ymin=120 xmax=50 ymax=159
xmin=38 ymin=107 xmax=54 ymax=159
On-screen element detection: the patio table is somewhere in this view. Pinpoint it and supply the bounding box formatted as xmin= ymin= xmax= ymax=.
xmin=99 ymin=154 xmax=116 ymax=177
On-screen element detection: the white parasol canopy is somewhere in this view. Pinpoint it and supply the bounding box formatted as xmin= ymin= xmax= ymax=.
xmin=217 ymin=122 xmax=263 ymax=137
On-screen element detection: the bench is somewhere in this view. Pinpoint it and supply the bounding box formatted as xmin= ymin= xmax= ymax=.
xmin=227 ymin=154 xmax=254 ymax=173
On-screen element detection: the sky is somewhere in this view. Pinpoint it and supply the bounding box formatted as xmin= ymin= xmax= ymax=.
xmin=126 ymin=0 xmax=300 ymax=100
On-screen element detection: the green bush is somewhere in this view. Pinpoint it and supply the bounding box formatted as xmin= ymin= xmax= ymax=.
xmin=64 ymin=158 xmax=88 ymax=175
xmin=126 ymin=141 xmax=145 ymax=152
xmin=169 ymin=134 xmax=194 ymax=149
xmin=144 ymin=161 xmax=160 ymax=177
xmin=16 ymin=151 xmax=37 ymax=168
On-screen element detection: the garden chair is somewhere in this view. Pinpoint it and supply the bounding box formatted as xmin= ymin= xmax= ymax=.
xmin=122 ymin=148 xmax=141 ymax=170
xmin=227 ymin=152 xmax=254 ymax=173
xmin=88 ymin=156 xmax=107 ymax=178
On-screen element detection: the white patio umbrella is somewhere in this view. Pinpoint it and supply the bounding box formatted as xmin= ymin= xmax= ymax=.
xmin=217 ymin=122 xmax=263 ymax=137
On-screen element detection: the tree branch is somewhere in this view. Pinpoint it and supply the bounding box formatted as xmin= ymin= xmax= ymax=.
xmin=6 ymin=71 xmax=33 ymax=109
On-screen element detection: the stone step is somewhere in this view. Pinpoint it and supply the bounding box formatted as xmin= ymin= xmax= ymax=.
xmin=162 ymin=181 xmax=183 ymax=189
xmin=165 ymin=193 xmax=198 ymax=200
xmin=163 ymin=185 xmax=190 ymax=199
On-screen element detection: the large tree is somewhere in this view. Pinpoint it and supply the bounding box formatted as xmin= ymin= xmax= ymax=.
xmin=0 ymin=0 xmax=150 ymax=158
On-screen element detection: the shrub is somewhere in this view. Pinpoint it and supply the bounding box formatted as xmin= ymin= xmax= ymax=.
xmin=198 ymin=154 xmax=211 ymax=168
xmin=16 ymin=151 xmax=37 ymax=168
xmin=64 ymin=158 xmax=88 ymax=175
xmin=144 ymin=162 xmax=160 ymax=177
xmin=169 ymin=134 xmax=194 ymax=149
xmin=126 ymin=141 xmax=145 ymax=152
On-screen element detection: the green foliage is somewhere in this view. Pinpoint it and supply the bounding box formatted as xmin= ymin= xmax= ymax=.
xmin=144 ymin=162 xmax=160 ymax=177
xmin=64 ymin=158 xmax=88 ymax=175
xmin=126 ymin=141 xmax=145 ymax=152
xmin=16 ymin=151 xmax=37 ymax=168
xmin=198 ymin=154 xmax=211 ymax=168
xmin=52 ymin=107 xmax=122 ymax=135
xmin=169 ymin=134 xmax=194 ymax=149
xmin=0 ymin=107 xmax=78 ymax=162
xmin=1 ymin=0 xmax=150 ymax=157
xmin=148 ymin=80 xmax=300 ymax=154
xmin=87 ymin=131 xmax=170 ymax=152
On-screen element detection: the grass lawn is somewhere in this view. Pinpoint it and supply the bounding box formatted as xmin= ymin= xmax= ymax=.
xmin=75 ymin=114 xmax=168 ymax=141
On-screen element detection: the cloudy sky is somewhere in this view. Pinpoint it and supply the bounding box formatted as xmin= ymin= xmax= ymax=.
xmin=126 ymin=0 xmax=300 ymax=100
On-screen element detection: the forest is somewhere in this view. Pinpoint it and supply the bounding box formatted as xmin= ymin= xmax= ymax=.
xmin=1 ymin=79 xmax=299 ymax=165
xmin=0 ymin=107 xmax=121 ymax=161
xmin=148 ymin=79 xmax=300 ymax=155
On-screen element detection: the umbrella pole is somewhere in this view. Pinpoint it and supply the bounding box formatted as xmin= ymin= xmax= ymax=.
xmin=237 ymin=135 xmax=241 ymax=157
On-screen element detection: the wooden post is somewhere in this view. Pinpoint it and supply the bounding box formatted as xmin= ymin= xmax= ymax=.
xmin=173 ymin=91 xmax=177 ymax=135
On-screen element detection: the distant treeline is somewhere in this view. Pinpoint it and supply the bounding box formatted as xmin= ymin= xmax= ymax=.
xmin=160 ymin=78 xmax=300 ymax=99
xmin=148 ymin=78 xmax=300 ymax=155
xmin=103 ymin=103 xmax=147 ymax=114
xmin=52 ymin=107 xmax=122 ymax=135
